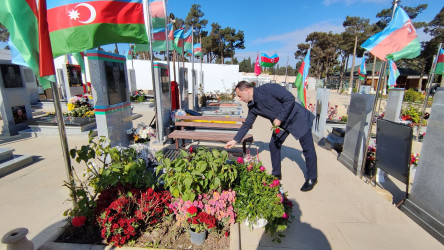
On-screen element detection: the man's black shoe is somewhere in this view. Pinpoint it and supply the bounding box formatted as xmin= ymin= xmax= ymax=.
xmin=300 ymin=178 xmax=317 ymax=192
xmin=273 ymin=174 xmax=282 ymax=180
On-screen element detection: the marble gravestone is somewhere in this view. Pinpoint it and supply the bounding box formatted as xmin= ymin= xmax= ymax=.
xmin=60 ymin=63 xmax=84 ymax=100
xmin=312 ymin=88 xmax=330 ymax=142
xmin=402 ymin=90 xmax=444 ymax=244
xmin=0 ymin=61 xmax=32 ymax=136
xmin=153 ymin=63 xmax=172 ymax=142
xmin=338 ymin=94 xmax=375 ymax=175
xmin=86 ymin=50 xmax=132 ymax=147
xmin=179 ymin=67 xmax=189 ymax=110
xmin=127 ymin=69 xmax=137 ymax=93
xmin=307 ymin=77 xmax=316 ymax=90
xmin=384 ymin=88 xmax=404 ymax=122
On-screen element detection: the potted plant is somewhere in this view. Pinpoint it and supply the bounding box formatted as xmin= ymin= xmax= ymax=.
xmin=185 ymin=206 xmax=216 ymax=245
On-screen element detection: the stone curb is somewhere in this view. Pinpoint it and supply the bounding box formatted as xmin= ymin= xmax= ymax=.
xmin=38 ymin=223 xmax=241 ymax=250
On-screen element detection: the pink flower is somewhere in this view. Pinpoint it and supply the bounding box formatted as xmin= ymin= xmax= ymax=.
xmin=282 ymin=212 xmax=289 ymax=219
xmin=247 ymin=163 xmax=253 ymax=172
xmin=237 ymin=157 xmax=243 ymax=164
xmin=272 ymin=179 xmax=280 ymax=187
xmin=277 ymin=194 xmax=284 ymax=203
xmin=259 ymin=166 xmax=265 ymax=172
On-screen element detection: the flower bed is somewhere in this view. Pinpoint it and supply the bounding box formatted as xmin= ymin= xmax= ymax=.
xmin=56 ymin=136 xmax=294 ymax=248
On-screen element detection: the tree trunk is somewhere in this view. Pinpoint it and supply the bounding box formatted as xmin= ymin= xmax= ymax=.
xmin=349 ymin=36 xmax=358 ymax=93
xmin=418 ymin=60 xmax=425 ymax=91
xmin=231 ymin=45 xmax=234 ymax=65
xmin=338 ymin=53 xmax=347 ymax=93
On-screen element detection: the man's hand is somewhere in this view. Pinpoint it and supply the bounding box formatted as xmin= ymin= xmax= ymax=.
xmin=224 ymin=140 xmax=237 ymax=149
xmin=273 ymin=119 xmax=281 ymax=127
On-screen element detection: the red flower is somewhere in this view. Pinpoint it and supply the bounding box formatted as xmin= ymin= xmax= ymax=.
xmin=237 ymin=157 xmax=244 ymax=164
xmin=72 ymin=216 xmax=86 ymax=227
xmin=187 ymin=206 xmax=198 ymax=215
xmin=259 ymin=166 xmax=265 ymax=172
xmin=224 ymin=231 xmax=229 ymax=237
xmin=282 ymin=212 xmax=289 ymax=219
xmin=275 ymin=128 xmax=281 ymax=134
xmin=189 ymin=146 xmax=193 ymax=153
xmin=192 ymin=217 xmax=199 ymax=224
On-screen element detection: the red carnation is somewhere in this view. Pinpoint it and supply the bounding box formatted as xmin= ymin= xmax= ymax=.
xmin=72 ymin=216 xmax=86 ymax=227
xmin=224 ymin=231 xmax=229 ymax=237
xmin=275 ymin=128 xmax=281 ymax=134
xmin=189 ymin=146 xmax=193 ymax=153
xmin=187 ymin=206 xmax=198 ymax=215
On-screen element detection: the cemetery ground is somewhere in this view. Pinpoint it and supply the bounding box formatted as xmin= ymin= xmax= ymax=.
xmin=0 ymin=90 xmax=441 ymax=249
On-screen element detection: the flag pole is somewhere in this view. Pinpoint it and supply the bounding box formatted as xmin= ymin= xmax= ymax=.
xmin=38 ymin=0 xmax=76 ymax=205
xmin=162 ymin=0 xmax=172 ymax=108
xmin=417 ymin=42 xmax=442 ymax=141
xmin=191 ymin=25 xmax=197 ymax=110
xmin=359 ymin=0 xmax=399 ymax=178
xmin=143 ymin=0 xmax=161 ymax=141
xmin=199 ymin=35 xmax=203 ymax=98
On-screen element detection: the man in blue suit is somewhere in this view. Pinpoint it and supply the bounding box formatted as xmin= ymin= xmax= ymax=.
xmin=225 ymin=81 xmax=318 ymax=191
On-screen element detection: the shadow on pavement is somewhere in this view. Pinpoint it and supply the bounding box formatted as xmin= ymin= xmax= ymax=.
xmin=254 ymin=140 xmax=307 ymax=179
xmin=258 ymin=200 xmax=331 ymax=250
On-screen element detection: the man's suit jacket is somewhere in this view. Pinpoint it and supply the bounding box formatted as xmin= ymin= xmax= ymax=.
xmin=233 ymin=83 xmax=314 ymax=142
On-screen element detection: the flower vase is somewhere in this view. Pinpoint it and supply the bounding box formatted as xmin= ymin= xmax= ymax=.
xmin=189 ymin=229 xmax=207 ymax=245
xmin=1 ymin=228 xmax=34 ymax=250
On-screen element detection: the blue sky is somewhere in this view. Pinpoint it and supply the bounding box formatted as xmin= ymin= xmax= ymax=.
xmin=1 ymin=0 xmax=442 ymax=67
xmin=163 ymin=0 xmax=442 ymax=67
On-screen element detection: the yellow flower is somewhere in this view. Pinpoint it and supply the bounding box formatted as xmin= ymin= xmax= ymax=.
xmin=67 ymin=103 xmax=74 ymax=111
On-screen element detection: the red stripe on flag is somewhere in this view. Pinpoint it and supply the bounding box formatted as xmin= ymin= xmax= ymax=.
xmin=261 ymin=56 xmax=279 ymax=64
xmin=48 ymin=2 xmax=144 ymax=32
xmin=39 ymin=0 xmax=56 ymax=77
xmin=26 ymin=0 xmax=38 ymax=17
xmin=153 ymin=30 xmax=174 ymax=41
xmin=437 ymin=53 xmax=444 ymax=63
xmin=298 ymin=61 xmax=305 ymax=75
xmin=150 ymin=1 xmax=165 ymax=18
xmin=86 ymin=52 xmax=126 ymax=61
xmin=370 ymin=20 xmax=417 ymax=60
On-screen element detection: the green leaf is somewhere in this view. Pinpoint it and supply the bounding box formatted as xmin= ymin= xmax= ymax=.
xmin=212 ymin=149 xmax=220 ymax=158
xmin=172 ymin=188 xmax=180 ymax=197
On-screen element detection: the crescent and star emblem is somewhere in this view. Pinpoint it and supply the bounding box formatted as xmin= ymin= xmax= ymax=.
xmin=68 ymin=3 xmax=97 ymax=24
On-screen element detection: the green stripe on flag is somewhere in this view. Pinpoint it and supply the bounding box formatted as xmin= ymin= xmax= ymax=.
xmin=50 ymin=23 xmax=148 ymax=58
xmin=260 ymin=62 xmax=277 ymax=67
xmin=435 ymin=62 xmax=444 ymax=75
xmin=386 ymin=38 xmax=421 ymax=61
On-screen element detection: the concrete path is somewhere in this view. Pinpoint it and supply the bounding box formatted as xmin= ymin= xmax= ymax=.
xmin=0 ymin=91 xmax=442 ymax=249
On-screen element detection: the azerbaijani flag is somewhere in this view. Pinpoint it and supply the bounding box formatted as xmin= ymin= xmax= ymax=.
xmin=0 ymin=0 xmax=54 ymax=89
xmin=193 ymin=43 xmax=203 ymax=57
xmin=294 ymin=48 xmax=310 ymax=107
xmin=254 ymin=53 xmax=261 ymax=76
xmin=388 ymin=60 xmax=400 ymax=88
xmin=149 ymin=0 xmax=166 ymax=30
xmin=134 ymin=23 xmax=173 ymax=52
xmin=434 ymin=48 xmax=444 ymax=75
xmin=358 ymin=57 xmax=366 ymax=80
xmin=72 ymin=52 xmax=85 ymax=72
xmin=174 ymin=29 xmax=192 ymax=54
xmin=47 ymin=0 xmax=148 ymax=58
xmin=260 ymin=53 xmax=279 ymax=67
xmin=361 ymin=6 xmax=420 ymax=61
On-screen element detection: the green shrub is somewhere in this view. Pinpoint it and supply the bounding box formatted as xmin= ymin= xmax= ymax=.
xmin=403 ymin=89 xmax=424 ymax=103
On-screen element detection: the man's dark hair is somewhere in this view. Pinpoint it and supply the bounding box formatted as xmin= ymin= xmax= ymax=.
xmin=235 ymin=81 xmax=255 ymax=91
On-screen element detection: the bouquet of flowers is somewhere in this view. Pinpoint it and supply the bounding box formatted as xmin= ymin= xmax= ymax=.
xmin=410 ymin=153 xmax=419 ymax=168
xmin=68 ymin=94 xmax=93 ymax=111
xmin=127 ymin=123 xmax=156 ymax=143
xmin=186 ymin=206 xmax=216 ymax=233
xmin=130 ymin=90 xmax=148 ymax=103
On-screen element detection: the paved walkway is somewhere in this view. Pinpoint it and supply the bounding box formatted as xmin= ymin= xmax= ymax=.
xmin=0 ymin=91 xmax=442 ymax=249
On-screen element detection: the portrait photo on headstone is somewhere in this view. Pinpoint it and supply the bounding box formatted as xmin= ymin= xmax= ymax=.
xmin=105 ymin=61 xmax=127 ymax=105
xmin=161 ymin=67 xmax=169 ymax=93
xmin=1 ymin=64 xmax=23 ymax=88
xmin=66 ymin=64 xmax=83 ymax=87
xmin=11 ymin=105 xmax=27 ymax=124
